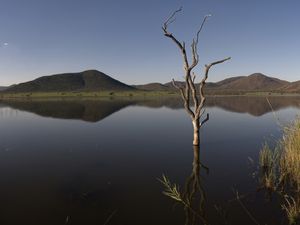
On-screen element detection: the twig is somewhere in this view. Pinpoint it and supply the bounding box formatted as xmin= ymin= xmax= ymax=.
xmin=266 ymin=97 xmax=282 ymax=128
xmin=103 ymin=210 xmax=118 ymax=225
xmin=235 ymin=191 xmax=261 ymax=225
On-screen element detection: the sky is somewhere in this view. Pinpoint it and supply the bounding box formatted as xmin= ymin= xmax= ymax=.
xmin=0 ymin=0 xmax=299 ymax=86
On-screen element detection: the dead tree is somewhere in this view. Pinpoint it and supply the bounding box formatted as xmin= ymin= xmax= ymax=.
xmin=162 ymin=7 xmax=230 ymax=145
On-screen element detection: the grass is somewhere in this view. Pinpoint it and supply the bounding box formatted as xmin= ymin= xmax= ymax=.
xmin=158 ymin=175 xmax=183 ymax=203
xmin=282 ymin=195 xmax=300 ymax=225
xmin=259 ymin=143 xmax=278 ymax=169
xmin=158 ymin=174 xmax=207 ymax=224
xmin=0 ymin=90 xmax=179 ymax=99
xmin=280 ymin=118 xmax=300 ymax=191
xmin=258 ymin=117 xmax=300 ymax=224
xmin=258 ymin=143 xmax=278 ymax=191
xmin=0 ymin=90 xmax=299 ymax=99
xmin=259 ymin=143 xmax=279 ymax=191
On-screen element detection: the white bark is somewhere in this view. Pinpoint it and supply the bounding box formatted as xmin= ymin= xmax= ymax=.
xmin=163 ymin=8 xmax=230 ymax=146
xmin=192 ymin=119 xmax=199 ymax=146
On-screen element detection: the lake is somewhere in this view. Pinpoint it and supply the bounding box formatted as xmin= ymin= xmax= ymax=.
xmin=0 ymin=96 xmax=299 ymax=225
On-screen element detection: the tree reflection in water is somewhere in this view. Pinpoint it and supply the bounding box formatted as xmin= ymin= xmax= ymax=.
xmin=159 ymin=145 xmax=210 ymax=225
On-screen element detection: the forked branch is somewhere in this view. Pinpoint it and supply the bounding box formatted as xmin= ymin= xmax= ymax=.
xmin=162 ymin=7 xmax=189 ymax=70
xmin=204 ymin=57 xmax=231 ymax=77
xmin=190 ymin=14 xmax=212 ymax=70
xmin=162 ymin=7 xmax=183 ymax=31
xmin=195 ymin=57 xmax=231 ymax=117
xmin=163 ymin=7 xmax=230 ymax=145
xmin=200 ymin=113 xmax=209 ymax=126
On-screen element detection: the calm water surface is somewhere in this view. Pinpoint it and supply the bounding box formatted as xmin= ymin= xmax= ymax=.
xmin=0 ymin=96 xmax=299 ymax=225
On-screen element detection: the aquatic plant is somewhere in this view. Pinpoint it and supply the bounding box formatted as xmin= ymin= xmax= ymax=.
xmin=258 ymin=117 xmax=300 ymax=224
xmin=258 ymin=143 xmax=279 ymax=191
xmin=280 ymin=118 xmax=300 ymax=191
xmin=282 ymin=195 xmax=300 ymax=225
xmin=158 ymin=174 xmax=183 ymax=203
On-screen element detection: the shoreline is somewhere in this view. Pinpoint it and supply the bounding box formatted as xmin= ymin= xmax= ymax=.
xmin=1 ymin=90 xmax=300 ymax=100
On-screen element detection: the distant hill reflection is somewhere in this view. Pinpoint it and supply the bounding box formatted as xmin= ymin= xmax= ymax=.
xmin=206 ymin=96 xmax=300 ymax=116
xmin=1 ymin=96 xmax=299 ymax=122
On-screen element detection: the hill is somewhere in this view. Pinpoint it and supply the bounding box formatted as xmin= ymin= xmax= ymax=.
xmin=0 ymin=86 xmax=8 ymax=91
xmin=135 ymin=73 xmax=296 ymax=94
xmin=214 ymin=73 xmax=289 ymax=90
xmin=4 ymin=70 xmax=135 ymax=93
xmin=132 ymin=83 xmax=170 ymax=91
xmin=2 ymin=71 xmax=300 ymax=95
xmin=280 ymin=81 xmax=300 ymax=93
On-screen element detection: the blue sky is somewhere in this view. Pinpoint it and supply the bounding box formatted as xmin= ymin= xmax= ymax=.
xmin=0 ymin=0 xmax=299 ymax=86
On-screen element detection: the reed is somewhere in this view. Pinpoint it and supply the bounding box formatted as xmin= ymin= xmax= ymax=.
xmin=281 ymin=195 xmax=300 ymax=225
xmin=258 ymin=143 xmax=278 ymax=191
xmin=259 ymin=117 xmax=300 ymax=224
xmin=279 ymin=118 xmax=300 ymax=191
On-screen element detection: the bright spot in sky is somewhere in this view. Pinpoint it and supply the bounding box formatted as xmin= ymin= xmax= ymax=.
xmin=3 ymin=43 xmax=8 ymax=46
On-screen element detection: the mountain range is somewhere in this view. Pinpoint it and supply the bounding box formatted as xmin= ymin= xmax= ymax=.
xmin=1 ymin=70 xmax=300 ymax=94
xmin=133 ymin=73 xmax=299 ymax=94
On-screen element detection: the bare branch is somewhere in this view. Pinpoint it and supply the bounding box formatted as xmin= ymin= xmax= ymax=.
xmin=195 ymin=14 xmax=212 ymax=49
xmin=190 ymin=14 xmax=212 ymax=70
xmin=184 ymin=75 xmax=195 ymax=119
xmin=196 ymin=57 xmax=231 ymax=117
xmin=192 ymin=72 xmax=196 ymax=83
xmin=162 ymin=7 xmax=190 ymax=70
xmin=172 ymin=78 xmax=182 ymax=89
xmin=173 ymin=79 xmax=194 ymax=118
xmin=203 ymin=57 xmax=231 ymax=85
xmin=205 ymin=57 xmax=231 ymax=72
xmin=187 ymin=73 xmax=198 ymax=112
xmin=200 ymin=113 xmax=209 ymax=126
xmin=163 ymin=7 xmax=183 ymax=30
xmin=172 ymin=78 xmax=186 ymax=100
xmin=162 ymin=8 xmax=230 ymax=146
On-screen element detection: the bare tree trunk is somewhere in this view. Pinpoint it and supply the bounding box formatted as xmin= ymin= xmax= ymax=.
xmin=162 ymin=7 xmax=230 ymax=146
xmin=192 ymin=119 xmax=199 ymax=146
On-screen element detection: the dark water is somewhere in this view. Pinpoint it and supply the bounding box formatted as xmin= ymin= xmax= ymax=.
xmin=0 ymin=96 xmax=299 ymax=225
